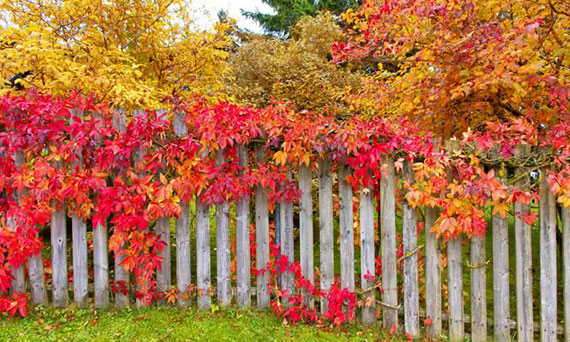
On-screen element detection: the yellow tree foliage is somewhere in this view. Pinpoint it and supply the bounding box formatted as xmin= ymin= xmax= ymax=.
xmin=230 ymin=12 xmax=361 ymax=116
xmin=337 ymin=0 xmax=570 ymax=136
xmin=0 ymin=0 xmax=233 ymax=109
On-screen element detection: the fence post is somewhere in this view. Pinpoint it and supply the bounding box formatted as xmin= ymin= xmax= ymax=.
xmin=445 ymin=140 xmax=464 ymax=342
xmin=402 ymin=160 xmax=419 ymax=338
xmin=319 ymin=153 xmax=334 ymax=313
xmin=425 ymin=207 xmax=442 ymax=338
xmin=133 ymin=109 xmax=148 ymax=308
xmin=155 ymin=217 xmax=171 ymax=304
xmin=381 ymin=156 xmax=398 ymax=329
xmin=196 ymin=194 xmax=211 ymax=309
xmin=51 ymin=198 xmax=68 ymax=308
xmin=255 ymin=144 xmax=270 ymax=308
xmin=562 ymin=208 xmax=570 ymax=342
xmin=71 ymin=109 xmax=88 ymax=308
xmin=236 ymin=145 xmax=251 ymax=307
xmin=514 ymin=144 xmax=533 ymax=342
xmin=539 ymin=166 xmax=557 ymax=342
xmin=113 ymin=109 xmax=129 ymax=308
xmin=10 ymin=152 xmax=26 ymax=294
xmin=216 ymin=149 xmax=231 ymax=306
xmin=299 ymin=161 xmax=314 ymax=308
xmin=470 ymin=231 xmax=487 ymax=342
xmin=492 ymin=166 xmax=510 ymax=342
xmin=173 ymin=112 xmax=191 ymax=308
xmin=339 ymin=162 xmax=355 ymax=294
xmin=280 ymin=168 xmax=295 ymax=303
xmin=360 ymin=179 xmax=375 ymax=325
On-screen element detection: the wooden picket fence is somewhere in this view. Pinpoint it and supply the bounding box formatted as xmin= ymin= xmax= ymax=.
xmin=8 ymin=112 xmax=570 ymax=342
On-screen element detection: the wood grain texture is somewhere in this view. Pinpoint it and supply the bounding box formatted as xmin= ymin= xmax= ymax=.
xmin=425 ymin=206 xmax=442 ymax=338
xmin=318 ymin=154 xmax=334 ymax=314
xmin=236 ymin=145 xmax=251 ymax=308
xmin=338 ymin=162 xmax=355 ymax=294
xmin=360 ymin=183 xmax=375 ymax=325
xmin=113 ymin=109 xmax=129 ymax=308
xmin=562 ymin=208 xmax=570 ymax=342
xmin=299 ymin=162 xmax=314 ymax=309
xmin=514 ymin=145 xmax=533 ymax=342
xmin=255 ymin=144 xmax=270 ymax=308
xmin=280 ymin=168 xmax=295 ymax=304
xmin=470 ymin=236 xmax=486 ymax=342
xmin=492 ymin=168 xmax=510 ymax=342
xmin=196 ymin=198 xmax=211 ymax=309
xmin=539 ymin=168 xmax=557 ymax=342
xmin=402 ymin=160 xmax=419 ymax=338
xmin=216 ymin=150 xmax=231 ymax=306
xmin=155 ymin=217 xmax=171 ymax=303
xmin=51 ymin=200 xmax=68 ymax=308
xmin=381 ymin=157 xmax=398 ymax=329
xmin=93 ymin=220 xmax=109 ymax=308
xmin=174 ymin=111 xmax=191 ymax=308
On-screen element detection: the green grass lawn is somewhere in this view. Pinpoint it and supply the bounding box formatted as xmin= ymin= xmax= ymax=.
xmin=0 ymin=306 xmax=407 ymax=342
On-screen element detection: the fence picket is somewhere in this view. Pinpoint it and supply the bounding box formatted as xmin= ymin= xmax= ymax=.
xmin=280 ymin=168 xmax=295 ymax=304
xmin=10 ymin=152 xmax=26 ymax=294
xmin=360 ymin=181 xmax=375 ymax=325
xmin=173 ymin=112 xmax=191 ymax=308
xmin=299 ymin=162 xmax=315 ymax=308
xmin=492 ymin=167 xmax=510 ymax=342
xmin=196 ymin=196 xmax=211 ymax=309
xmin=470 ymin=235 xmax=486 ymax=342
xmin=562 ymin=208 xmax=570 ymax=342
xmin=255 ymin=144 xmax=270 ymax=308
xmin=155 ymin=217 xmax=171 ymax=303
xmin=113 ymin=110 xmax=129 ymax=308
xmin=51 ymin=199 xmax=68 ymax=308
xmin=446 ymin=140 xmax=464 ymax=342
xmin=93 ymin=218 xmax=109 ymax=308
xmin=339 ymin=162 xmax=355 ymax=294
xmin=539 ymin=168 xmax=557 ymax=342
xmin=318 ymin=154 xmax=334 ymax=313
xmin=216 ymin=150 xmax=231 ymax=306
xmin=425 ymin=205 xmax=442 ymax=338
xmin=381 ymin=156 xmax=398 ymax=329
xmin=71 ymin=109 xmax=88 ymax=308
xmin=515 ymin=145 xmax=534 ymax=342
xmin=402 ymin=160 xmax=419 ymax=338
xmin=236 ymin=145 xmax=251 ymax=307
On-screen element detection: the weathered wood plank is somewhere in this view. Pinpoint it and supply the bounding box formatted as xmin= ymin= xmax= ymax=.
xmin=318 ymin=153 xmax=334 ymax=314
xmin=196 ymin=197 xmax=211 ymax=309
xmin=93 ymin=219 xmax=109 ymax=308
xmin=255 ymin=144 xmax=270 ymax=308
xmin=470 ymin=236 xmax=487 ymax=342
xmin=338 ymin=162 xmax=355 ymax=294
xmin=216 ymin=150 xmax=231 ymax=306
xmin=381 ymin=156 xmax=398 ymax=329
xmin=155 ymin=217 xmax=171 ymax=303
xmin=539 ymin=168 xmax=557 ymax=342
xmin=515 ymin=145 xmax=534 ymax=342
xmin=51 ymin=200 xmax=68 ymax=308
xmin=492 ymin=167 xmax=510 ymax=342
xmin=425 ymin=205 xmax=442 ymax=338
xmin=445 ymin=140 xmax=464 ymax=342
xmin=27 ymin=252 xmax=47 ymax=304
xmin=173 ymin=112 xmax=191 ymax=308
xmin=447 ymin=236 xmax=464 ymax=342
xmin=402 ymin=160 xmax=419 ymax=338
xmin=10 ymin=152 xmax=26 ymax=294
xmin=236 ymin=145 xmax=251 ymax=308
xmin=70 ymin=110 xmax=88 ymax=308
xmin=280 ymin=168 xmax=295 ymax=303
xmin=562 ymin=208 xmax=570 ymax=342
xmin=134 ymin=109 xmax=148 ymax=309
xmin=113 ymin=109 xmax=129 ymax=308
xmin=360 ymin=182 xmax=375 ymax=325
xmin=299 ymin=162 xmax=314 ymax=308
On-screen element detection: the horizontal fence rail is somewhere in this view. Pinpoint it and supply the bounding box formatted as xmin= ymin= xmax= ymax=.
xmin=2 ymin=107 xmax=570 ymax=342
